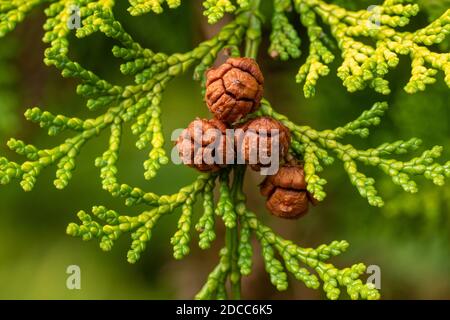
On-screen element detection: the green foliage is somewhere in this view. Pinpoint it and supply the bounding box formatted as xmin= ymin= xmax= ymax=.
xmin=0 ymin=0 xmax=45 ymax=37
xmin=0 ymin=0 xmax=448 ymax=300
xmin=196 ymin=178 xmax=217 ymax=250
xmin=260 ymin=100 xmax=450 ymax=207
xmin=285 ymin=0 xmax=450 ymax=97
xmin=246 ymin=211 xmax=380 ymax=300
xmin=379 ymin=81 xmax=450 ymax=221
xmin=269 ymin=0 xmax=302 ymax=60
xmin=128 ymin=0 xmax=182 ymax=16
xmin=216 ymin=170 xmax=237 ymax=228
xmin=203 ymin=0 xmax=250 ymax=24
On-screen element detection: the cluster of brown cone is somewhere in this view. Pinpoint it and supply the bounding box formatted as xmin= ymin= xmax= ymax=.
xmin=177 ymin=57 xmax=289 ymax=172
xmin=176 ymin=57 xmax=317 ymax=219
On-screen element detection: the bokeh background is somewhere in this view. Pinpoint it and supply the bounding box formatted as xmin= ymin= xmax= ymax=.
xmin=0 ymin=0 xmax=448 ymax=299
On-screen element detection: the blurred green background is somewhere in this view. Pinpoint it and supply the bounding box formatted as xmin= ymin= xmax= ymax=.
xmin=0 ymin=0 xmax=448 ymax=299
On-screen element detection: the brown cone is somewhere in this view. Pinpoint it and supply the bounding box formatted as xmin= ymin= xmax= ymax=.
xmin=176 ymin=118 xmax=233 ymax=172
xmin=260 ymin=163 xmax=318 ymax=219
xmin=205 ymin=57 xmax=264 ymax=124
xmin=236 ymin=117 xmax=291 ymax=171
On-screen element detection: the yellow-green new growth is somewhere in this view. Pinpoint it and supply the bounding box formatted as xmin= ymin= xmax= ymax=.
xmin=276 ymin=0 xmax=450 ymax=97
xmin=128 ymin=0 xmax=181 ymax=15
xmin=0 ymin=0 xmax=448 ymax=300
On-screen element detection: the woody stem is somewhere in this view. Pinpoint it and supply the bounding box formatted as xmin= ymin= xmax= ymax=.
xmin=227 ymin=165 xmax=246 ymax=299
xmin=245 ymin=0 xmax=262 ymax=59
xmin=227 ymin=0 xmax=262 ymax=301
